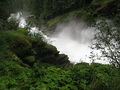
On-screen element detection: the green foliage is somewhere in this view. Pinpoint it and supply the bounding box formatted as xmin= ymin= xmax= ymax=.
xmin=89 ymin=63 xmax=120 ymax=90
xmin=25 ymin=0 xmax=119 ymax=25
xmin=0 ymin=57 xmax=33 ymax=90
xmin=26 ymin=0 xmax=93 ymax=25
xmin=0 ymin=30 xmax=120 ymax=89
xmin=0 ymin=30 xmax=32 ymax=58
xmin=69 ymin=63 xmax=120 ymax=90
xmin=35 ymin=66 xmax=73 ymax=89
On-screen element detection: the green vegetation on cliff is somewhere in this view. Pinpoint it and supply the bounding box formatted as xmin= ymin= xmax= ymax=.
xmin=0 ymin=26 xmax=120 ymax=90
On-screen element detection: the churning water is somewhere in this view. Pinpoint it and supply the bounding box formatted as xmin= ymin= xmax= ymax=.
xmin=9 ymin=12 xmax=109 ymax=64
xmin=50 ymin=21 xmax=95 ymax=63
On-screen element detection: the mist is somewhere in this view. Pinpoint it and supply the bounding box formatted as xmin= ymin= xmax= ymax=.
xmin=49 ymin=21 xmax=109 ymax=64
xmin=49 ymin=21 xmax=94 ymax=63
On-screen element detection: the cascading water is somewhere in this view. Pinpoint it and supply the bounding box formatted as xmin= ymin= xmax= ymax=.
xmin=8 ymin=12 xmax=109 ymax=64
xmin=8 ymin=12 xmax=27 ymax=28
xmin=49 ymin=21 xmax=95 ymax=63
xmin=8 ymin=12 xmax=49 ymax=40
xmin=49 ymin=21 xmax=109 ymax=64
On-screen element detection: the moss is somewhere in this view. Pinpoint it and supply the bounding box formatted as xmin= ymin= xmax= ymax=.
xmin=5 ymin=31 xmax=32 ymax=57
xmin=44 ymin=44 xmax=58 ymax=54
xmin=23 ymin=56 xmax=35 ymax=66
xmin=10 ymin=37 xmax=32 ymax=58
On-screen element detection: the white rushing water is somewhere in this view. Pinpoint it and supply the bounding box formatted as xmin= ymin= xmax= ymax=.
xmin=8 ymin=12 xmax=109 ymax=64
xmin=50 ymin=21 xmax=95 ymax=63
xmin=49 ymin=21 xmax=109 ymax=64
xmin=8 ymin=12 xmax=27 ymax=28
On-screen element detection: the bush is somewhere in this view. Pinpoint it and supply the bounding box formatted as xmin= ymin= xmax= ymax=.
xmin=0 ymin=58 xmax=32 ymax=90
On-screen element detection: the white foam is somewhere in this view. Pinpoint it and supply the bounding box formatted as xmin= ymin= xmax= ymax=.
xmin=50 ymin=21 xmax=109 ymax=64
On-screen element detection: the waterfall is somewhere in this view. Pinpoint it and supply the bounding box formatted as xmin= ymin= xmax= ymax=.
xmin=8 ymin=12 xmax=109 ymax=64
xmin=49 ymin=21 xmax=109 ymax=64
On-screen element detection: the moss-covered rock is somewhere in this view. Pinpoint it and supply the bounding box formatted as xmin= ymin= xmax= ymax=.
xmin=3 ymin=30 xmax=33 ymax=58
xmin=10 ymin=36 xmax=32 ymax=58
xmin=0 ymin=29 xmax=70 ymax=66
xmin=23 ymin=56 xmax=36 ymax=66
